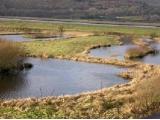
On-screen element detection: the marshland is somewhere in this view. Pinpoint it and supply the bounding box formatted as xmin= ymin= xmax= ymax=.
xmin=0 ymin=18 xmax=160 ymax=119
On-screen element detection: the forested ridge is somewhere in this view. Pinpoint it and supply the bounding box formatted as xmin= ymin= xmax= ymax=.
xmin=0 ymin=0 xmax=160 ymax=21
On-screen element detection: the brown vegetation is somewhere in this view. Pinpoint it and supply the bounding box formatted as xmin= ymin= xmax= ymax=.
xmin=125 ymin=46 xmax=155 ymax=59
xmin=0 ymin=40 xmax=27 ymax=72
xmin=57 ymin=25 xmax=65 ymax=37
xmin=131 ymin=75 xmax=160 ymax=118
xmin=28 ymin=32 xmax=58 ymax=39
xmin=150 ymin=32 xmax=159 ymax=39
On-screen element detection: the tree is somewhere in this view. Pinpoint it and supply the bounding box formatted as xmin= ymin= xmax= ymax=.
xmin=58 ymin=25 xmax=65 ymax=37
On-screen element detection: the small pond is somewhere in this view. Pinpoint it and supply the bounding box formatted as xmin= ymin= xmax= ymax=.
xmin=0 ymin=34 xmax=71 ymax=42
xmin=89 ymin=44 xmax=136 ymax=60
xmin=0 ymin=58 xmax=127 ymax=99
xmin=0 ymin=35 xmax=30 ymax=42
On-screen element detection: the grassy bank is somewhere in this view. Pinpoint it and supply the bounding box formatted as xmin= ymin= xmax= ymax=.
xmin=22 ymin=35 xmax=120 ymax=58
xmin=0 ymin=20 xmax=160 ymax=36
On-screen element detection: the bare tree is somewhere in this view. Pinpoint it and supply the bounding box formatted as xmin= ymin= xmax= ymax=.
xmin=58 ymin=25 xmax=65 ymax=37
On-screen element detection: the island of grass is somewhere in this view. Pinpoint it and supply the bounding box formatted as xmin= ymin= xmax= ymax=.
xmin=125 ymin=46 xmax=156 ymax=59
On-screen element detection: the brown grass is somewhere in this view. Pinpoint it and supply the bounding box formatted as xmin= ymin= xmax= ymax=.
xmin=0 ymin=40 xmax=25 ymax=70
xmin=131 ymin=75 xmax=160 ymax=118
xmin=125 ymin=46 xmax=154 ymax=59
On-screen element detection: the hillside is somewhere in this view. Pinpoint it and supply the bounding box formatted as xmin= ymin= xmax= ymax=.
xmin=0 ymin=0 xmax=160 ymax=22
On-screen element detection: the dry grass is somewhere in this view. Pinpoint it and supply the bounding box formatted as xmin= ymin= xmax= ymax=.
xmin=27 ymin=32 xmax=58 ymax=39
xmin=125 ymin=46 xmax=154 ymax=59
xmin=64 ymin=31 xmax=94 ymax=37
xmin=0 ymin=40 xmax=25 ymax=71
xmin=131 ymin=75 xmax=160 ymax=118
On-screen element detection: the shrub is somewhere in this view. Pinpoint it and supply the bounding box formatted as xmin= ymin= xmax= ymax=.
xmin=119 ymin=35 xmax=133 ymax=44
xmin=0 ymin=40 xmax=26 ymax=71
xmin=150 ymin=32 xmax=158 ymax=39
xmin=58 ymin=25 xmax=65 ymax=37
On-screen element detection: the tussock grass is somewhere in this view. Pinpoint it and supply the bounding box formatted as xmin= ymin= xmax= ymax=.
xmin=0 ymin=40 xmax=25 ymax=71
xmin=125 ymin=46 xmax=155 ymax=59
xmin=131 ymin=75 xmax=160 ymax=118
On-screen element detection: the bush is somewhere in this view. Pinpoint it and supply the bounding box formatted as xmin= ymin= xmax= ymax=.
xmin=0 ymin=40 xmax=26 ymax=71
xmin=58 ymin=25 xmax=65 ymax=37
xmin=150 ymin=32 xmax=158 ymax=39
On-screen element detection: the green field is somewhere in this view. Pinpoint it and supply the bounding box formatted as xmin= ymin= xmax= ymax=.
xmin=0 ymin=20 xmax=160 ymax=36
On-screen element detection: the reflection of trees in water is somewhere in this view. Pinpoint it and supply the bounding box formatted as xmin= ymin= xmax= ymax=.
xmin=0 ymin=71 xmax=29 ymax=99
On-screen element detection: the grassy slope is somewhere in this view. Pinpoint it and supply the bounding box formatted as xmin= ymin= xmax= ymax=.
xmin=0 ymin=20 xmax=160 ymax=36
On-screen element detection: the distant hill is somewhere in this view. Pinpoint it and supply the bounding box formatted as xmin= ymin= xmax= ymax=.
xmin=0 ymin=0 xmax=160 ymax=22
xmin=141 ymin=0 xmax=160 ymax=6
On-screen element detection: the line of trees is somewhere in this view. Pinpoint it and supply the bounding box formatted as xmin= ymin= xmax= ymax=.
xmin=0 ymin=0 xmax=160 ymax=21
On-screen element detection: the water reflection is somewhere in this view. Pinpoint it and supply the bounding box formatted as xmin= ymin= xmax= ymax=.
xmin=0 ymin=71 xmax=29 ymax=99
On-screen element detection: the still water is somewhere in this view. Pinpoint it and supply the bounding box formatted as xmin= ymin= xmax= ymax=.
xmin=0 ymin=34 xmax=70 ymax=42
xmin=89 ymin=44 xmax=136 ymax=60
xmin=0 ymin=58 xmax=127 ymax=99
xmin=0 ymin=35 xmax=30 ymax=42
xmin=89 ymin=43 xmax=160 ymax=65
